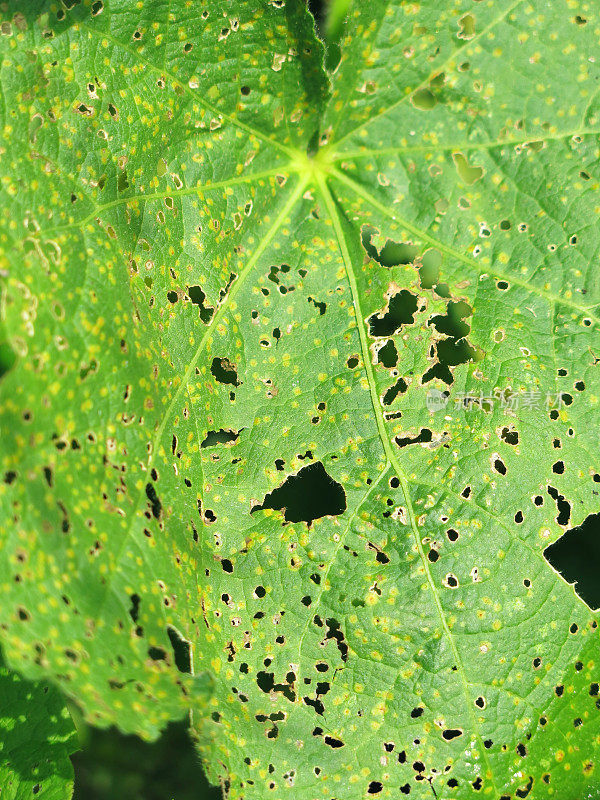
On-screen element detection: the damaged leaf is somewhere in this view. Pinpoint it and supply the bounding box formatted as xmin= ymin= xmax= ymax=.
xmin=1 ymin=0 xmax=599 ymax=798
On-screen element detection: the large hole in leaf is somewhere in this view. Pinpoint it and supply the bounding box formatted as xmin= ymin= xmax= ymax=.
xmin=368 ymin=290 xmax=418 ymax=337
xmin=361 ymin=227 xmax=419 ymax=267
xmin=419 ymin=249 xmax=441 ymax=289
xmin=377 ymin=339 xmax=398 ymax=368
xmin=411 ymin=87 xmax=437 ymax=110
xmin=423 ymin=300 xmax=481 ymax=384
xmin=211 ymin=357 xmax=240 ymax=386
xmin=396 ymin=428 xmax=432 ymax=448
xmin=452 ymin=152 xmax=483 ymax=185
xmin=544 ymin=513 xmax=600 ymax=609
xmin=201 ymin=429 xmax=240 ymax=448
xmin=252 ymin=461 xmax=346 ymax=526
xmin=383 ymin=377 xmax=408 ymax=406
xmin=431 ymin=301 xmax=471 ymax=339
xmin=187 ymin=285 xmax=214 ymax=323
xmin=167 ymin=626 xmax=192 ymax=674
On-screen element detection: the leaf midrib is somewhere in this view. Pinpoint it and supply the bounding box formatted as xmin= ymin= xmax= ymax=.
xmin=316 ymin=172 xmax=501 ymax=798
xmin=17 ymin=167 xmax=290 ymax=241
xmin=18 ymin=149 xmax=597 ymax=327
xmin=85 ymin=175 xmax=310 ymax=632
xmin=329 ymin=0 xmax=526 ymax=149
xmin=330 ymin=166 xmax=600 ymax=324
xmin=78 ymin=21 xmax=299 ymax=159
xmin=331 ymin=127 xmax=600 ymax=159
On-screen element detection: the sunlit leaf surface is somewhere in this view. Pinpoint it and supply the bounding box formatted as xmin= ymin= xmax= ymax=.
xmin=1 ymin=1 xmax=599 ymax=797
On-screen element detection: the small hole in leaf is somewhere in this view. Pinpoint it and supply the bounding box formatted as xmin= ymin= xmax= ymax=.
xmin=361 ymin=227 xmax=419 ymax=266
xmin=382 ymin=377 xmax=408 ymax=406
xmin=411 ymin=87 xmax=437 ymax=110
xmin=493 ymin=458 xmax=507 ymax=476
xmin=188 ymin=285 xmax=214 ymax=323
xmin=395 ymin=428 xmax=432 ymax=448
xmin=500 ymin=427 xmax=519 ymax=445
xmin=442 ymin=728 xmax=463 ymax=741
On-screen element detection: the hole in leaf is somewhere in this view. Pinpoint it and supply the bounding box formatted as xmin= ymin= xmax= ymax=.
xmin=167 ymin=626 xmax=192 ymax=673
xmin=201 ymin=429 xmax=240 ymax=448
xmin=419 ymin=249 xmax=441 ymax=289
xmin=252 ymin=462 xmax=346 ymax=526
xmin=382 ymin=377 xmax=408 ymax=406
xmin=128 ymin=593 xmax=141 ymax=623
xmin=323 ymin=617 xmax=348 ymax=662
xmin=452 ymin=152 xmax=483 ymax=184
xmin=442 ymin=729 xmax=463 ymax=740
xmin=377 ymin=339 xmax=398 ymax=368
xmin=544 ymin=513 xmax=600 ymax=608
xmin=457 ymin=13 xmax=475 ymax=39
xmin=361 ymin=227 xmax=419 ymax=266
xmin=211 ymin=357 xmax=241 ymax=387
xmin=423 ymin=300 xmax=480 ymax=384
xmin=430 ymin=301 xmax=471 ymax=339
xmin=308 ymin=296 xmax=327 ymax=315
xmin=117 ymin=170 xmax=129 ymax=192
xmin=368 ymin=290 xmax=418 ymax=337
xmin=547 ymin=485 xmax=571 ymax=526
xmin=411 ymin=88 xmax=437 ymax=110
xmin=395 ymin=428 xmax=432 ymax=448
xmin=187 ymin=285 xmax=214 ymax=323
xmin=500 ymin=427 xmax=519 ymax=446
xmin=148 ymin=646 xmax=167 ymax=662
xmin=145 ymin=483 xmax=162 ymax=520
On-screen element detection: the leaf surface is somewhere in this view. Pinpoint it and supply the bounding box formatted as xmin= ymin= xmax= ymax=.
xmin=1 ymin=0 xmax=599 ymax=797
xmin=0 ymin=666 xmax=76 ymax=800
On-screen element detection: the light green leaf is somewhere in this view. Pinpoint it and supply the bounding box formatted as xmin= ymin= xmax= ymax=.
xmin=1 ymin=0 xmax=599 ymax=798
xmin=0 ymin=666 xmax=76 ymax=800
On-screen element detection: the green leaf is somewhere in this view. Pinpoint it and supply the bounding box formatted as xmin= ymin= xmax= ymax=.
xmin=1 ymin=0 xmax=599 ymax=798
xmin=0 ymin=665 xmax=76 ymax=799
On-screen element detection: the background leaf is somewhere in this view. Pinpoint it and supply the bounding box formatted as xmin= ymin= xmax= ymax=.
xmin=0 ymin=665 xmax=76 ymax=800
